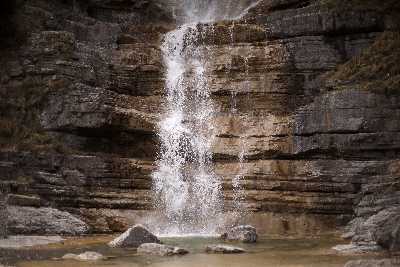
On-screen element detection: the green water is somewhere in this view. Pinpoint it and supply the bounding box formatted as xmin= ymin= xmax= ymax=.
xmin=1 ymin=236 xmax=385 ymax=267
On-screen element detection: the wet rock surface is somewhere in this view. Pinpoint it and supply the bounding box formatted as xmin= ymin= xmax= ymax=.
xmin=108 ymin=225 xmax=160 ymax=248
xmin=222 ymin=225 xmax=258 ymax=243
xmin=62 ymin=251 xmax=106 ymax=261
xmin=205 ymin=244 xmax=245 ymax=254
xmin=0 ymin=236 xmax=64 ymax=248
xmin=137 ymin=243 xmax=189 ymax=256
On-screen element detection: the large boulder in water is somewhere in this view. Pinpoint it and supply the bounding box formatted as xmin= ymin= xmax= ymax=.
xmin=108 ymin=224 xmax=160 ymax=248
xmin=137 ymin=243 xmax=189 ymax=256
xmin=221 ymin=225 xmax=258 ymax=243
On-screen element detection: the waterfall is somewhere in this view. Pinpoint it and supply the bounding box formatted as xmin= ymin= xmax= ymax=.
xmin=151 ymin=0 xmax=259 ymax=236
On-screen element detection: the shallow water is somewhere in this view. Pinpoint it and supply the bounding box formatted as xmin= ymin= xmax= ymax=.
xmin=2 ymin=235 xmax=385 ymax=267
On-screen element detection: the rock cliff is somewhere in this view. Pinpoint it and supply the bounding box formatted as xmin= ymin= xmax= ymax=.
xmin=0 ymin=0 xmax=399 ymax=252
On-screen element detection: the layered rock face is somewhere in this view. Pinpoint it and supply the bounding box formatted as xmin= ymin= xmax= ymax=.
xmin=0 ymin=0 xmax=399 ymax=241
xmin=0 ymin=0 xmax=171 ymax=233
xmin=206 ymin=0 xmax=400 ymax=237
xmin=0 ymin=184 xmax=7 ymax=238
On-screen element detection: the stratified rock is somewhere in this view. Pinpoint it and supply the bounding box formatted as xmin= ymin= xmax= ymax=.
xmin=0 ymin=0 xmax=399 ymax=240
xmin=108 ymin=225 xmax=160 ymax=248
xmin=344 ymin=259 xmax=400 ymax=267
xmin=205 ymin=244 xmax=245 ymax=254
xmin=371 ymin=208 xmax=400 ymax=252
xmin=137 ymin=243 xmax=189 ymax=256
xmin=7 ymin=206 xmax=89 ymax=235
xmin=221 ymin=225 xmax=257 ymax=243
xmin=339 ymin=207 xmax=400 ymax=253
xmin=62 ymin=251 xmax=106 ymax=261
xmin=0 ymin=184 xmax=8 ymax=238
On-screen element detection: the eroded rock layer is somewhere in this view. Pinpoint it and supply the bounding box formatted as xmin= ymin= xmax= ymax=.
xmin=0 ymin=0 xmax=399 ymax=240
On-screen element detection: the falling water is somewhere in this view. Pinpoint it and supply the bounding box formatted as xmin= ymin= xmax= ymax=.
xmin=152 ymin=0 xmax=260 ymax=236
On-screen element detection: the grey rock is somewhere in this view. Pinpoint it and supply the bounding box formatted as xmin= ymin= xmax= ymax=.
xmin=137 ymin=243 xmax=189 ymax=256
xmin=34 ymin=171 xmax=66 ymax=186
xmin=221 ymin=225 xmax=257 ymax=243
xmin=340 ymin=207 xmax=400 ymax=253
xmin=332 ymin=243 xmax=382 ymax=254
xmin=0 ymin=184 xmax=8 ymax=238
xmin=7 ymin=206 xmax=89 ymax=235
xmin=253 ymin=5 xmax=383 ymax=38
xmin=344 ymin=259 xmax=400 ymax=267
xmin=205 ymin=244 xmax=245 ymax=254
xmin=108 ymin=225 xmax=160 ymax=248
xmin=370 ymin=208 xmax=400 ymax=251
xmin=62 ymin=251 xmax=106 ymax=261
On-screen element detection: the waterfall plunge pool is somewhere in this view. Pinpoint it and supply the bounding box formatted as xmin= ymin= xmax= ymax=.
xmin=1 ymin=235 xmax=386 ymax=267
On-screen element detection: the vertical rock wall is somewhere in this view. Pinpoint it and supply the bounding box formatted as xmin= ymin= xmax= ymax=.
xmin=0 ymin=0 xmax=173 ymax=234
xmin=0 ymin=0 xmax=399 ymax=238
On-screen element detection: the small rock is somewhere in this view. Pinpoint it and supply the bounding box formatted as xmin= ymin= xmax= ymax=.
xmin=137 ymin=243 xmax=189 ymax=256
xmin=62 ymin=253 xmax=78 ymax=260
xmin=62 ymin=251 xmax=106 ymax=261
xmin=205 ymin=244 xmax=245 ymax=254
xmin=108 ymin=224 xmax=160 ymax=248
xmin=332 ymin=243 xmax=382 ymax=254
xmin=344 ymin=258 xmax=400 ymax=267
xmin=221 ymin=225 xmax=257 ymax=243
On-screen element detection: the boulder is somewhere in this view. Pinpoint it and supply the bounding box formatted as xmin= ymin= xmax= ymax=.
xmin=205 ymin=244 xmax=245 ymax=254
xmin=137 ymin=243 xmax=189 ymax=256
xmin=62 ymin=251 xmax=106 ymax=261
xmin=341 ymin=207 xmax=400 ymax=253
xmin=108 ymin=224 xmax=160 ymax=248
xmin=221 ymin=225 xmax=257 ymax=243
xmin=370 ymin=208 xmax=400 ymax=252
xmin=7 ymin=206 xmax=89 ymax=235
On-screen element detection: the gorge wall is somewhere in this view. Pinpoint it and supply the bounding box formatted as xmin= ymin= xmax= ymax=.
xmin=0 ymin=0 xmax=399 ymax=250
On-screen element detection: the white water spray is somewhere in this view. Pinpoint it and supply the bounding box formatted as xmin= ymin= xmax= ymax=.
xmin=152 ymin=0 xmax=259 ymax=236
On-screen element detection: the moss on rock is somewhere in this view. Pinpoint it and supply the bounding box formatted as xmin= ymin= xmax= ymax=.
xmin=318 ymin=0 xmax=400 ymax=12
xmin=326 ymin=31 xmax=400 ymax=95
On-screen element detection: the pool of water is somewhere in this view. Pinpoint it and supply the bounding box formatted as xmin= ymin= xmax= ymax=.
xmin=0 ymin=235 xmax=385 ymax=267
